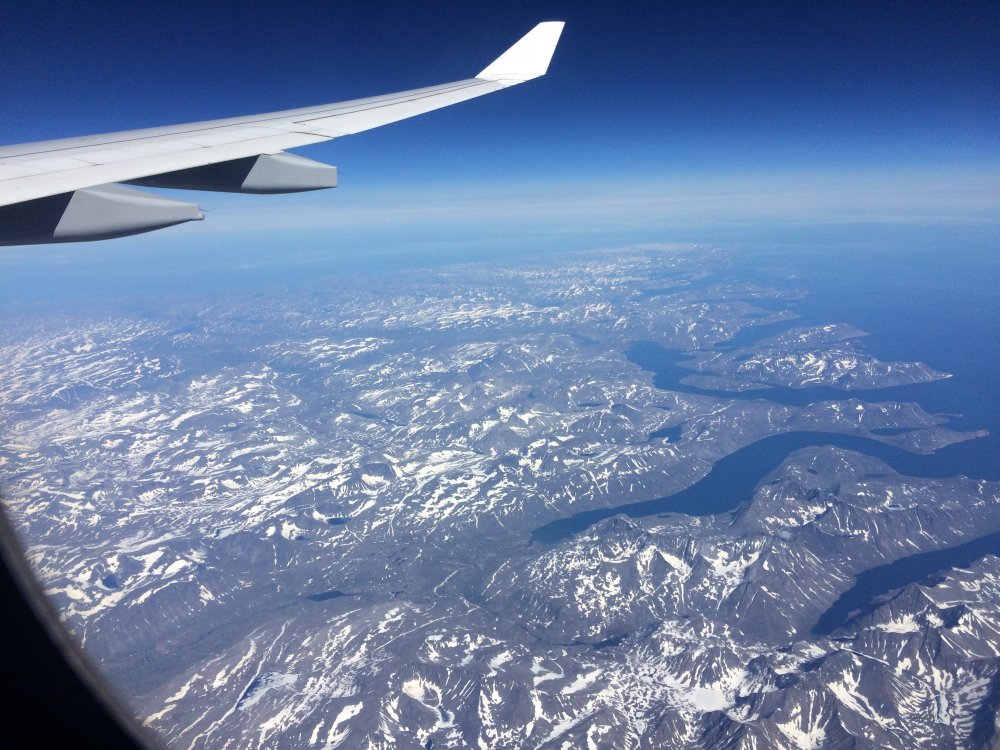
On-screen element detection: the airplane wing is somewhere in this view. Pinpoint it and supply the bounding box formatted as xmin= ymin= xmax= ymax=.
xmin=0 ymin=21 xmax=564 ymax=246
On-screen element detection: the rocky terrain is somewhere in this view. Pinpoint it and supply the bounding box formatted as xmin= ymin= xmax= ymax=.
xmin=1 ymin=245 xmax=997 ymax=748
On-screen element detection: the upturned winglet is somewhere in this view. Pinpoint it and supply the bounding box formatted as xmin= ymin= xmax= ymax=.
xmin=476 ymin=21 xmax=565 ymax=86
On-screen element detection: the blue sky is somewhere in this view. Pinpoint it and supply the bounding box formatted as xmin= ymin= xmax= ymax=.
xmin=0 ymin=0 xmax=997 ymax=254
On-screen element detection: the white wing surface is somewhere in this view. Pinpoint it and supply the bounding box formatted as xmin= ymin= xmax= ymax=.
xmin=0 ymin=21 xmax=564 ymax=245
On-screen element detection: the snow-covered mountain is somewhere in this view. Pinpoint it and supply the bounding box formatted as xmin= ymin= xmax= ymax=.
xmin=0 ymin=246 xmax=996 ymax=748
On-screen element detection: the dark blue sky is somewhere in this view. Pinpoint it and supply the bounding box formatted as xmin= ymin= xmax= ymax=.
xmin=1 ymin=0 xmax=997 ymax=248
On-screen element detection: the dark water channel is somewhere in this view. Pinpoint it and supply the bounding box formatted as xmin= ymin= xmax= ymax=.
xmin=305 ymin=590 xmax=347 ymax=602
xmin=530 ymin=430 xmax=967 ymax=545
xmin=812 ymin=530 xmax=1000 ymax=635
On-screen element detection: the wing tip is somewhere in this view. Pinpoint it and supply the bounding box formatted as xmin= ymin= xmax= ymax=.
xmin=476 ymin=21 xmax=565 ymax=86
